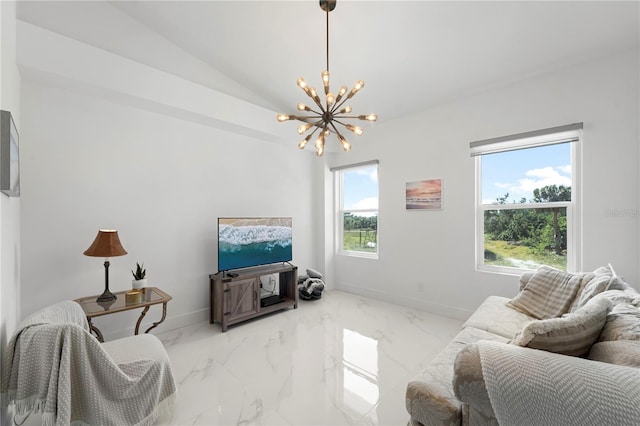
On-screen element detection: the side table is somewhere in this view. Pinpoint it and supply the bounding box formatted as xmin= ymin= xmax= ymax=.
xmin=74 ymin=287 xmax=172 ymax=342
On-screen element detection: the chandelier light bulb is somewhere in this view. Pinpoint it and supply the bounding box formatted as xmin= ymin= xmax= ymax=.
xmin=335 ymin=86 xmax=348 ymax=103
xmin=321 ymin=70 xmax=330 ymax=94
xmin=298 ymin=134 xmax=312 ymax=149
xmin=348 ymin=80 xmax=365 ymax=98
xmin=315 ymin=131 xmax=326 ymax=156
xmin=338 ymin=106 xmax=352 ymax=114
xmin=297 ymin=103 xmax=310 ymax=111
xmin=359 ymin=114 xmax=378 ymax=122
xmin=277 ymin=114 xmax=292 ymax=122
xmin=338 ymin=134 xmax=351 ymax=152
xmin=297 ymin=78 xmax=307 ymax=89
xmin=297 ymin=122 xmax=313 ymax=134
xmin=326 ymin=92 xmax=335 ymax=106
xmin=345 ymin=124 xmax=364 ymax=136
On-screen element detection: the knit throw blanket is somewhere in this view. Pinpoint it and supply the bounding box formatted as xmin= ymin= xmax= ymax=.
xmin=1 ymin=301 xmax=176 ymax=425
xmin=477 ymin=340 xmax=640 ymax=426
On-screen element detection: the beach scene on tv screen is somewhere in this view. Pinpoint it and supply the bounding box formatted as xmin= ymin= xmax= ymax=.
xmin=218 ymin=218 xmax=292 ymax=271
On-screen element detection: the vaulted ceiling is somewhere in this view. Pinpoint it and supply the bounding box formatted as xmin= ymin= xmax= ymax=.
xmin=17 ymin=1 xmax=640 ymax=123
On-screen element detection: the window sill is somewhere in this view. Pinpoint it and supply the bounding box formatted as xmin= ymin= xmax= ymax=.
xmin=339 ymin=250 xmax=378 ymax=260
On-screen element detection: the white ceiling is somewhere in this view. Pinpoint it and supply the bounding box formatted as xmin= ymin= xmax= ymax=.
xmin=16 ymin=1 xmax=640 ymax=123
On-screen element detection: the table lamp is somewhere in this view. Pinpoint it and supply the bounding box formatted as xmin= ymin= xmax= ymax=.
xmin=83 ymin=229 xmax=128 ymax=302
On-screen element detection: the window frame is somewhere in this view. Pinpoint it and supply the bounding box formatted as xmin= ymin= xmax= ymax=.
xmin=333 ymin=161 xmax=379 ymax=259
xmin=472 ymin=124 xmax=582 ymax=274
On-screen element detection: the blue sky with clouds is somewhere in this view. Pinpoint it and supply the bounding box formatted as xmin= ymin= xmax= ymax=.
xmin=343 ymin=165 xmax=378 ymax=210
xmin=481 ymin=143 xmax=571 ymax=204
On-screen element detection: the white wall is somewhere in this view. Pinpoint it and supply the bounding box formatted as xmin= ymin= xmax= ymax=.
xmin=328 ymin=49 xmax=640 ymax=320
xmin=19 ymin=80 xmax=318 ymax=339
xmin=0 ymin=1 xmax=21 ymax=424
xmin=17 ymin=25 xmax=319 ymax=339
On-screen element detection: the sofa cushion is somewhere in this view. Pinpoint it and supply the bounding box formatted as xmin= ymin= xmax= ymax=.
xmin=598 ymin=303 xmax=640 ymax=342
xmin=462 ymin=296 xmax=536 ymax=339
xmin=508 ymin=266 xmax=590 ymax=319
xmin=588 ymin=340 xmax=640 ymax=368
xmin=512 ymin=295 xmax=611 ymax=356
xmin=406 ymin=327 xmax=508 ymax=426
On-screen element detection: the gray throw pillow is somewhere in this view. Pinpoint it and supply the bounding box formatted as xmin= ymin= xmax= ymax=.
xmin=508 ymin=266 xmax=589 ymax=319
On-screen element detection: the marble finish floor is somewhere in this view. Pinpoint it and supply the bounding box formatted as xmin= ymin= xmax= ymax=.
xmin=156 ymin=290 xmax=463 ymax=426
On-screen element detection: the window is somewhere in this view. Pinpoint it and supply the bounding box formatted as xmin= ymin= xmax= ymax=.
xmin=471 ymin=124 xmax=582 ymax=273
xmin=333 ymin=161 xmax=379 ymax=258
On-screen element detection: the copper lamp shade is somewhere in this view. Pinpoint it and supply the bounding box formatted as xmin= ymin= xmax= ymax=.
xmin=84 ymin=229 xmax=128 ymax=303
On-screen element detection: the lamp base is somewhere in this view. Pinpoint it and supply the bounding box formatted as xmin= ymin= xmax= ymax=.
xmin=96 ymin=290 xmax=117 ymax=303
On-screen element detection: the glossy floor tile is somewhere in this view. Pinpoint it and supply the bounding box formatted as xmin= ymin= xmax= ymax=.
xmin=156 ymin=290 xmax=463 ymax=426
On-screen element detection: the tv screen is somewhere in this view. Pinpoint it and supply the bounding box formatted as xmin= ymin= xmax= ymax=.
xmin=218 ymin=217 xmax=292 ymax=272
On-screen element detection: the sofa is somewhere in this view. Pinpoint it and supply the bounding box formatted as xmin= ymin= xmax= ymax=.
xmin=405 ymin=264 xmax=640 ymax=425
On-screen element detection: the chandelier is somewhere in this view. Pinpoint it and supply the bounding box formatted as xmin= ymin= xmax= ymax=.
xmin=277 ymin=0 xmax=377 ymax=156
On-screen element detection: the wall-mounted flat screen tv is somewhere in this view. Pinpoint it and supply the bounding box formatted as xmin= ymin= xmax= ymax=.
xmin=218 ymin=217 xmax=292 ymax=272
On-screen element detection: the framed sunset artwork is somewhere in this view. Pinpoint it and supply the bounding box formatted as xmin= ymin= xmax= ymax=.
xmin=406 ymin=178 xmax=442 ymax=210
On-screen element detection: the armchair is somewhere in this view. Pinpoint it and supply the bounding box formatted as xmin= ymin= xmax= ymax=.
xmin=1 ymin=300 xmax=177 ymax=425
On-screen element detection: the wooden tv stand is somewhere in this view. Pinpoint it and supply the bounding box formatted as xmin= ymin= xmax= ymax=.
xmin=209 ymin=263 xmax=298 ymax=332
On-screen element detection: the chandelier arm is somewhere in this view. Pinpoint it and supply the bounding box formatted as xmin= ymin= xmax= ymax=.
xmin=330 ymin=118 xmax=351 ymax=128
xmin=330 ymin=96 xmax=352 ymax=114
xmin=304 ymin=107 xmax=325 ymax=116
xmin=307 ymin=126 xmax=322 ymax=137
xmin=294 ymin=115 xmax=323 ymax=122
xmin=328 ymin=121 xmax=342 ymax=136
xmin=310 ymin=119 xmax=326 ymax=129
xmin=309 ymin=95 xmax=326 ymax=112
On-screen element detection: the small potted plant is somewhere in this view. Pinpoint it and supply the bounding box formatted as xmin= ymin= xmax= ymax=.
xmin=131 ymin=262 xmax=147 ymax=290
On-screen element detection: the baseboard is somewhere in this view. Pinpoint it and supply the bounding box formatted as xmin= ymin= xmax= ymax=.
xmin=107 ymin=308 xmax=209 ymax=340
xmin=336 ymin=284 xmax=473 ymax=322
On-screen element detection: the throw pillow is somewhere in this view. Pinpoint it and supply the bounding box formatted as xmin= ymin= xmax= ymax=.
xmin=596 ymin=289 xmax=640 ymax=307
xmin=569 ymin=266 xmax=613 ymax=311
xmin=598 ymin=303 xmax=640 ymax=342
xmin=512 ymin=295 xmax=612 ymax=357
xmin=508 ymin=266 xmax=588 ymax=319
xmin=588 ymin=340 xmax=640 ymax=368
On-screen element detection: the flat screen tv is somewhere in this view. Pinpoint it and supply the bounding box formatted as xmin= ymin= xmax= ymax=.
xmin=218 ymin=217 xmax=292 ymax=272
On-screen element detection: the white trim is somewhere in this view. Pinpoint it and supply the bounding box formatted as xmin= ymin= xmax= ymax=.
xmin=329 ymin=159 xmax=379 ymax=172
xmin=470 ymin=123 xmax=582 ymax=156
xmin=474 ymin=127 xmax=581 ymax=273
xmin=106 ymin=308 xmax=209 ymax=340
xmin=336 ymin=284 xmax=473 ymax=321
xmin=334 ymin=163 xmax=379 ymax=259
